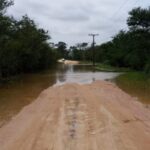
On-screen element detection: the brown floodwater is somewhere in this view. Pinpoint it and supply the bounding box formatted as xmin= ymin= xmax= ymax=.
xmin=0 ymin=64 xmax=120 ymax=127
xmin=115 ymin=80 xmax=150 ymax=105
xmin=0 ymin=64 xmax=149 ymax=127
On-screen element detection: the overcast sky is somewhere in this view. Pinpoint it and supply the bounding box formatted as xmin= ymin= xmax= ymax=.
xmin=7 ymin=0 xmax=149 ymax=46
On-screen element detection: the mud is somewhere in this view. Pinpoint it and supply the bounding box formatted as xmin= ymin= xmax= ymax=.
xmin=0 ymin=81 xmax=150 ymax=150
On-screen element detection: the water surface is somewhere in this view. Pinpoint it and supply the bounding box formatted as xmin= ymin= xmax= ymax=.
xmin=0 ymin=64 xmax=149 ymax=127
xmin=0 ymin=64 xmax=120 ymax=127
xmin=116 ymin=79 xmax=150 ymax=105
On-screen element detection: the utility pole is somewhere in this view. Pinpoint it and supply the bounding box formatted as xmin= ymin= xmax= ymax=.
xmin=89 ymin=34 xmax=99 ymax=66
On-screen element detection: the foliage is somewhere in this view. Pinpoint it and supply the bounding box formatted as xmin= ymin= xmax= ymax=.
xmin=71 ymin=7 xmax=150 ymax=73
xmin=0 ymin=0 xmax=13 ymax=14
xmin=127 ymin=7 xmax=150 ymax=31
xmin=69 ymin=43 xmax=89 ymax=61
xmin=0 ymin=0 xmax=57 ymax=79
xmin=55 ymin=41 xmax=68 ymax=59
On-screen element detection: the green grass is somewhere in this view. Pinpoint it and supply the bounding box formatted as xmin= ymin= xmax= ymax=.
xmin=79 ymin=61 xmax=131 ymax=72
xmin=95 ymin=63 xmax=131 ymax=72
xmin=116 ymin=72 xmax=150 ymax=84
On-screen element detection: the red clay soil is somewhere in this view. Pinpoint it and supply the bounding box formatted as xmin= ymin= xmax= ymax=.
xmin=0 ymin=81 xmax=150 ymax=150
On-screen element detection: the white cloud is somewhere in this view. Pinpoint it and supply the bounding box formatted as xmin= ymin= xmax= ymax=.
xmin=7 ymin=0 xmax=149 ymax=46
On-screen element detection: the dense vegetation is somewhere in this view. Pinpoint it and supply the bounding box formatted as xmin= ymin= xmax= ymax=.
xmin=0 ymin=0 xmax=149 ymax=80
xmin=0 ymin=0 xmax=58 ymax=79
xmin=70 ymin=7 xmax=150 ymax=73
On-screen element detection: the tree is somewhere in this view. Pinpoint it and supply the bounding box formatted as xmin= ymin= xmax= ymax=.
xmin=83 ymin=7 xmax=150 ymax=72
xmin=0 ymin=0 xmax=13 ymax=14
xmin=0 ymin=0 xmax=57 ymax=79
xmin=56 ymin=41 xmax=68 ymax=59
xmin=71 ymin=46 xmax=82 ymax=60
xmin=127 ymin=7 xmax=150 ymax=31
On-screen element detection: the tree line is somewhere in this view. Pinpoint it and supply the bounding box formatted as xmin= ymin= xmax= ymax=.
xmin=0 ymin=1 xmax=150 ymax=80
xmin=70 ymin=7 xmax=150 ymax=73
xmin=0 ymin=0 xmax=59 ymax=79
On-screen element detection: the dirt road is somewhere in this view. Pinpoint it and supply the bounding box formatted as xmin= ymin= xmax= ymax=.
xmin=0 ymin=81 xmax=150 ymax=150
xmin=58 ymin=59 xmax=79 ymax=65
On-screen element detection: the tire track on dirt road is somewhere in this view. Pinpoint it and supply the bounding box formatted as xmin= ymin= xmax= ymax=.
xmin=0 ymin=82 xmax=150 ymax=150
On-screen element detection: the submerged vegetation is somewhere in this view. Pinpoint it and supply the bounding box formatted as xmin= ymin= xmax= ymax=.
xmin=115 ymin=72 xmax=150 ymax=104
xmin=116 ymin=72 xmax=150 ymax=87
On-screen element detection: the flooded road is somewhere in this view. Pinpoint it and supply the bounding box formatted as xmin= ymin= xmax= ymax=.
xmin=116 ymin=78 xmax=150 ymax=105
xmin=0 ymin=64 xmax=120 ymax=127
xmin=0 ymin=64 xmax=150 ymax=127
xmin=0 ymin=81 xmax=150 ymax=150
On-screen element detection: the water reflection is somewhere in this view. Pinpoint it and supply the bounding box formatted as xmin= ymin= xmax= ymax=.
xmin=0 ymin=64 xmax=120 ymax=127
xmin=0 ymin=67 xmax=58 ymax=127
xmin=55 ymin=64 xmax=120 ymax=86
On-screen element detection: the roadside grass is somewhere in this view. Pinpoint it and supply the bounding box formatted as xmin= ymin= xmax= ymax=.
xmin=95 ymin=63 xmax=131 ymax=72
xmin=116 ymin=72 xmax=150 ymax=82
xmin=79 ymin=61 xmax=131 ymax=72
xmin=115 ymin=72 xmax=150 ymax=91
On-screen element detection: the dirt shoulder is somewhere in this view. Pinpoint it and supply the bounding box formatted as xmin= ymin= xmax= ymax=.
xmin=0 ymin=81 xmax=150 ymax=150
xmin=64 ymin=60 xmax=79 ymax=65
xmin=58 ymin=59 xmax=79 ymax=65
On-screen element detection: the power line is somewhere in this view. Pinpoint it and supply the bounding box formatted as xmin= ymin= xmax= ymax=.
xmin=110 ymin=0 xmax=131 ymax=19
xmin=88 ymin=0 xmax=141 ymax=46
xmin=109 ymin=0 xmax=141 ymax=32
xmin=111 ymin=0 xmax=141 ymax=20
xmin=132 ymin=0 xmax=140 ymax=7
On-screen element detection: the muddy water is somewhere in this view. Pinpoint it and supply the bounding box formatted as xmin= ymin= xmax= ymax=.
xmin=116 ymin=80 xmax=150 ymax=105
xmin=0 ymin=64 xmax=120 ymax=127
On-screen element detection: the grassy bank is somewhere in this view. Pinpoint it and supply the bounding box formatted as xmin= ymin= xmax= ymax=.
xmin=116 ymin=72 xmax=150 ymax=87
xmin=79 ymin=62 xmax=131 ymax=72
xmin=115 ymin=72 xmax=150 ymax=104
xmin=95 ymin=64 xmax=131 ymax=72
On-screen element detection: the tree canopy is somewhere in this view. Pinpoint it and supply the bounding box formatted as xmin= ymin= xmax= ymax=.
xmin=70 ymin=7 xmax=150 ymax=73
xmin=0 ymin=0 xmax=13 ymax=14
xmin=103 ymin=7 xmax=150 ymax=72
xmin=127 ymin=7 xmax=150 ymax=31
xmin=0 ymin=0 xmax=57 ymax=79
